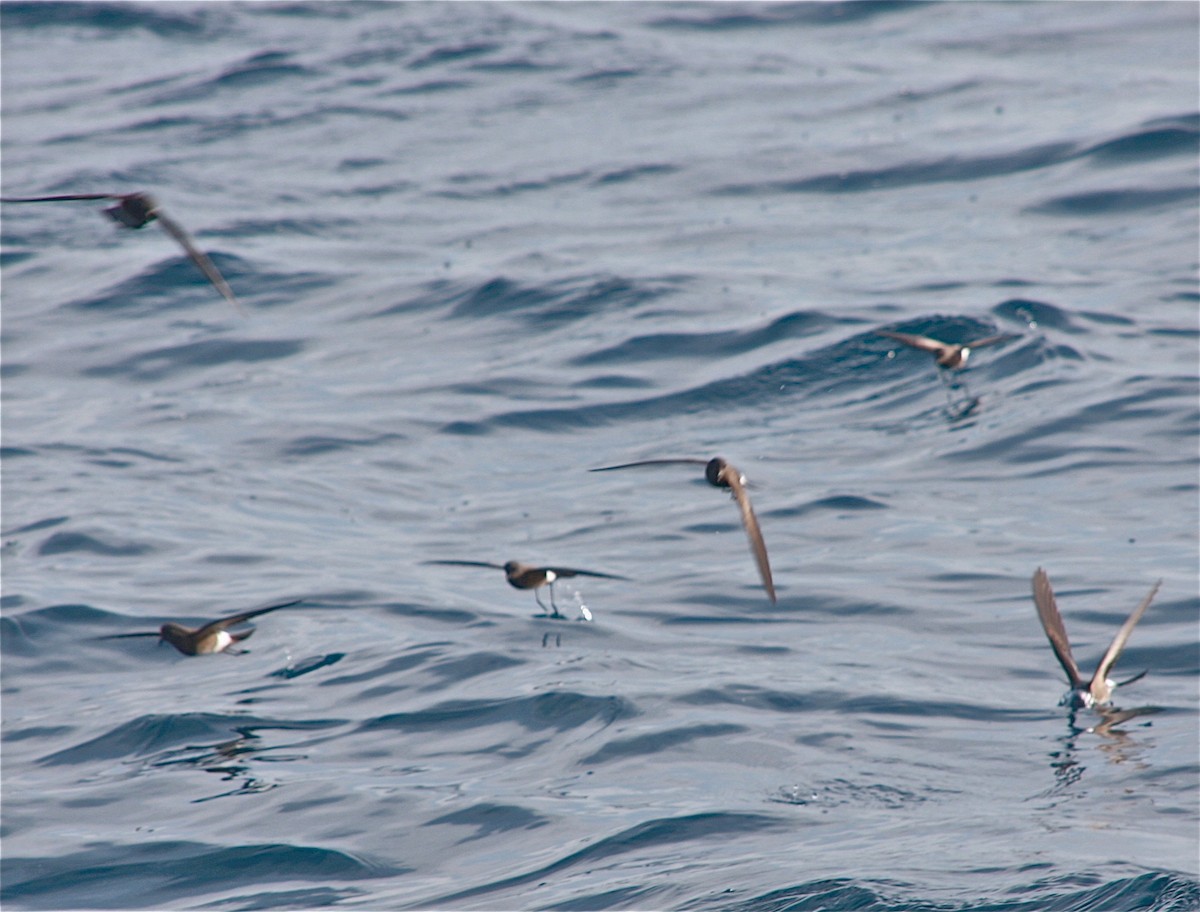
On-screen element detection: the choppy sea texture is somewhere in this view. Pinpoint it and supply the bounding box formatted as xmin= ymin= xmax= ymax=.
xmin=1 ymin=3 xmax=1197 ymax=911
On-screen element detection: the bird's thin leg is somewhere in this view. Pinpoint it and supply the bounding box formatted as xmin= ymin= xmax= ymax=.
xmin=547 ymin=583 xmax=565 ymax=619
xmin=534 ymin=589 xmax=554 ymax=617
xmin=937 ymin=367 xmax=962 ymax=394
xmin=939 ymin=370 xmax=959 ymax=413
xmin=955 ymin=375 xmax=974 ymax=402
xmin=940 ymin=371 xmax=977 ymax=419
xmin=940 ymin=378 xmax=954 ymax=410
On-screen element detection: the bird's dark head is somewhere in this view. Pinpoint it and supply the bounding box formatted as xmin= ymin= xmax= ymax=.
xmin=158 ymin=623 xmax=193 ymax=654
xmin=705 ymin=457 xmax=728 ymax=487
xmin=105 ymin=193 xmax=158 ymax=229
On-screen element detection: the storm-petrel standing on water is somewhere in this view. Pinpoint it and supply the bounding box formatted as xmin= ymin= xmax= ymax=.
xmin=425 ymin=560 xmax=627 ymax=619
xmin=1031 ymin=568 xmax=1159 ymax=708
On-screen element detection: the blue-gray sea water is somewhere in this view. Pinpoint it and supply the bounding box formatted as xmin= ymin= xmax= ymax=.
xmin=2 ymin=3 xmax=1198 ymax=910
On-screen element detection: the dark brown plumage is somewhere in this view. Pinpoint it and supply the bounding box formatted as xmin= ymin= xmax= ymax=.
xmin=425 ymin=560 xmax=627 ymax=618
xmin=1031 ymin=568 xmax=1159 ymax=708
xmin=1 ymin=191 xmax=244 ymax=314
xmin=99 ymin=599 xmax=301 ymax=655
xmin=589 ymin=456 xmax=776 ymax=604
xmin=877 ymin=329 xmax=1015 ymax=369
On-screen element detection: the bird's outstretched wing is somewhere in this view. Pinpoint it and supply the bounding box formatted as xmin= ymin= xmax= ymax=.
xmin=425 ymin=559 xmax=507 ymax=570
xmin=1 ymin=193 xmax=120 ymax=203
xmin=1090 ymin=580 xmax=1160 ymax=699
xmin=195 ymin=598 xmax=303 ymax=637
xmin=96 ymin=630 xmax=160 ymax=640
xmin=1032 ymin=568 xmax=1085 ymax=689
xmin=589 ymin=458 xmax=708 ymax=472
xmin=1 ymin=192 xmax=154 ymax=227
xmin=545 ymin=566 xmax=630 ymax=581
xmin=877 ymin=330 xmax=947 ymax=353
xmin=152 ymin=208 xmax=245 ymax=314
xmin=965 ymin=333 xmax=1018 ymax=350
xmin=716 ymin=465 xmax=776 ymax=603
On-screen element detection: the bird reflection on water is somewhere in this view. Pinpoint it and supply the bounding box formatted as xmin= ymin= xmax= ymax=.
xmin=1046 ymin=704 xmax=1163 ymax=793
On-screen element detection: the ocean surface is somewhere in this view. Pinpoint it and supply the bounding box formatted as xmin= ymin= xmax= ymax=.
xmin=1 ymin=3 xmax=1197 ymax=910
